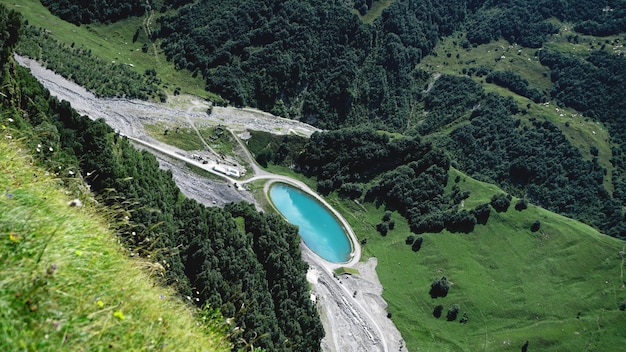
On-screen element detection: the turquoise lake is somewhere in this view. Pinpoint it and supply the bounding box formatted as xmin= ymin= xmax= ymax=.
xmin=269 ymin=183 xmax=352 ymax=263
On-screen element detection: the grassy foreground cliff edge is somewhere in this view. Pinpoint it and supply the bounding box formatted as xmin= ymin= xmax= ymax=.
xmin=0 ymin=137 xmax=231 ymax=351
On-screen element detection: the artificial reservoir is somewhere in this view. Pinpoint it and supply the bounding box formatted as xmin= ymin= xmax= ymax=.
xmin=269 ymin=183 xmax=352 ymax=263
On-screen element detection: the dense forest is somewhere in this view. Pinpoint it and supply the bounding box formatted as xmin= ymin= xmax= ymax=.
xmin=39 ymin=0 xmax=147 ymax=24
xmin=155 ymin=0 xmax=466 ymax=130
xmin=539 ymin=50 xmax=626 ymax=203
xmin=37 ymin=0 xmax=626 ymax=130
xmin=438 ymin=89 xmax=625 ymax=238
xmin=0 ymin=8 xmax=323 ymax=351
xmin=466 ymin=0 xmax=625 ymax=46
xmin=152 ymin=0 xmax=622 ymax=131
xmin=294 ymin=128 xmax=490 ymax=234
xmin=39 ymin=0 xmax=193 ymax=24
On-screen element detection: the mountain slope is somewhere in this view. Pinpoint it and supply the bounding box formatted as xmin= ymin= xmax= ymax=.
xmin=0 ymin=136 xmax=231 ymax=351
xmin=327 ymin=166 xmax=626 ymax=351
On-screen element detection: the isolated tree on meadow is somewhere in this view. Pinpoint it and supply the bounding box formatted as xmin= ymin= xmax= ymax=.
xmin=429 ymin=276 xmax=449 ymax=298
xmin=530 ymin=220 xmax=541 ymax=232
xmin=446 ymin=304 xmax=460 ymax=321
xmin=412 ymin=236 xmax=424 ymax=252
xmin=433 ymin=304 xmax=444 ymax=318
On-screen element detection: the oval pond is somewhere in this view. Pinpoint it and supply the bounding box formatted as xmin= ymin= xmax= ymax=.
xmin=269 ymin=183 xmax=352 ymax=263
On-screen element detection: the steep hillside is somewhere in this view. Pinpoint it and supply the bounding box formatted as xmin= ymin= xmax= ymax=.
xmin=0 ymin=137 xmax=231 ymax=351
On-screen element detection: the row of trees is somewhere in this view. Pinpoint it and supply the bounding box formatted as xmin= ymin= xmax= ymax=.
xmin=485 ymin=70 xmax=547 ymax=103
xmin=1 ymin=13 xmax=323 ymax=350
xmin=40 ymin=0 xmax=147 ymax=25
xmin=17 ymin=26 xmax=165 ymax=101
xmin=417 ymin=75 xmax=484 ymax=135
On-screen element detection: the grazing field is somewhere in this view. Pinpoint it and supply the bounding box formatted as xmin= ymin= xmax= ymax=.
xmin=145 ymin=122 xmax=205 ymax=151
xmin=329 ymin=168 xmax=626 ymax=351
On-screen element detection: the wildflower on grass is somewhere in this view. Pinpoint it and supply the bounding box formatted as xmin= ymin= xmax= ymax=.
xmin=68 ymin=198 xmax=82 ymax=207
xmin=9 ymin=232 xmax=20 ymax=242
xmin=113 ymin=310 xmax=125 ymax=320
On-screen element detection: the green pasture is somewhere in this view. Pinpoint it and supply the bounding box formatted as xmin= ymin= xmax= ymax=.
xmin=327 ymin=167 xmax=626 ymax=351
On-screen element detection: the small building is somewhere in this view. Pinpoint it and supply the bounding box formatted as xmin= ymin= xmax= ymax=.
xmin=213 ymin=165 xmax=240 ymax=178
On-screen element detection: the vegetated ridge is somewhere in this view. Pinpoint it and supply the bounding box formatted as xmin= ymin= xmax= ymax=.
xmin=0 ymin=133 xmax=232 ymax=352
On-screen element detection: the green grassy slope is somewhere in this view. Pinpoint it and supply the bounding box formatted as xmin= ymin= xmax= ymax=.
xmin=0 ymin=137 xmax=231 ymax=351
xmin=1 ymin=0 xmax=210 ymax=98
xmin=329 ymin=167 xmax=626 ymax=351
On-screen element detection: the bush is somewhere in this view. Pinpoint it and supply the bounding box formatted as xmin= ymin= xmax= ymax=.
xmin=530 ymin=220 xmax=541 ymax=232
xmin=412 ymin=212 xmax=445 ymax=233
xmin=376 ymin=222 xmax=389 ymax=236
xmin=433 ymin=304 xmax=444 ymax=318
xmin=338 ymin=182 xmax=363 ymax=199
xmin=470 ymin=203 xmax=491 ymax=225
xmin=446 ymin=304 xmax=460 ymax=321
xmin=490 ymin=193 xmax=511 ymax=212
xmin=412 ymin=236 xmax=424 ymax=252
xmin=515 ymin=198 xmax=528 ymax=211
xmin=429 ymin=276 xmax=449 ymax=298
xmin=445 ymin=210 xmax=477 ymax=233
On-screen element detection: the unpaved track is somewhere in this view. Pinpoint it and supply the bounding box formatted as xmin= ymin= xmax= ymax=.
xmin=16 ymin=54 xmax=407 ymax=352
